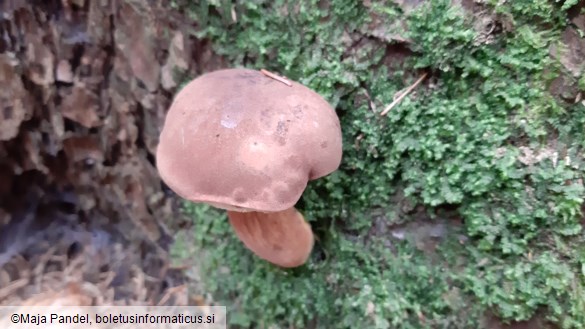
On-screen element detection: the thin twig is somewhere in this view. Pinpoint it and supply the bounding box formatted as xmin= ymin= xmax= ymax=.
xmin=380 ymin=73 xmax=428 ymax=116
xmin=393 ymin=86 xmax=408 ymax=101
xmin=260 ymin=69 xmax=293 ymax=87
xmin=362 ymin=89 xmax=377 ymax=112
xmin=157 ymin=284 xmax=187 ymax=306
xmin=0 ymin=278 xmax=29 ymax=301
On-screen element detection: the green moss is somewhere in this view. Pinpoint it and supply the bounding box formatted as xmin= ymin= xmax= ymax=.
xmin=179 ymin=203 xmax=483 ymax=328
xmin=170 ymin=0 xmax=585 ymax=328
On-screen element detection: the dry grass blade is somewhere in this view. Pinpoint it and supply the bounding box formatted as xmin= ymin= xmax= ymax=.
xmin=33 ymin=246 xmax=57 ymax=291
xmin=362 ymin=89 xmax=377 ymax=112
xmin=0 ymin=278 xmax=29 ymax=301
xmin=157 ymin=284 xmax=186 ymax=306
xmin=380 ymin=72 xmax=428 ymax=116
xmin=260 ymin=69 xmax=293 ymax=87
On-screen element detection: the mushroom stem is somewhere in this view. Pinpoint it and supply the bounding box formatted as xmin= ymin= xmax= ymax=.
xmin=227 ymin=207 xmax=314 ymax=268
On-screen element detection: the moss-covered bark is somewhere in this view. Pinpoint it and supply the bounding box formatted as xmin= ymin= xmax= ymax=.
xmin=173 ymin=1 xmax=585 ymax=328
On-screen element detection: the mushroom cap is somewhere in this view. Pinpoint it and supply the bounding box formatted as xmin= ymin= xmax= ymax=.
xmin=156 ymin=68 xmax=342 ymax=212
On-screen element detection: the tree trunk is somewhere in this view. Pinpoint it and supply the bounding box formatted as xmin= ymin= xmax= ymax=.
xmin=0 ymin=0 xmax=224 ymax=304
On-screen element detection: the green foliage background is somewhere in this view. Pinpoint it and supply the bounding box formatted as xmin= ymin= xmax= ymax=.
xmin=170 ymin=0 xmax=585 ymax=328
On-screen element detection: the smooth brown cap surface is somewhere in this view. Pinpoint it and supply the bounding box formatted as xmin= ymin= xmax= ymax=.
xmin=156 ymin=68 xmax=342 ymax=212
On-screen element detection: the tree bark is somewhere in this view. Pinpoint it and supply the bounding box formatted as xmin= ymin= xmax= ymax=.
xmin=0 ymin=0 xmax=224 ymax=274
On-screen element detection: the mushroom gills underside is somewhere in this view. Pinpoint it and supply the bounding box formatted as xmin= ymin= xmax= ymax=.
xmin=227 ymin=207 xmax=314 ymax=268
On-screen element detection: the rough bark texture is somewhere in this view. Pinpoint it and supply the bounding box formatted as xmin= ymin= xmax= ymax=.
xmin=0 ymin=0 xmax=225 ymax=304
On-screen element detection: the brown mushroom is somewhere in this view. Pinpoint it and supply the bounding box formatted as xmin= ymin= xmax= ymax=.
xmin=156 ymin=68 xmax=342 ymax=268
